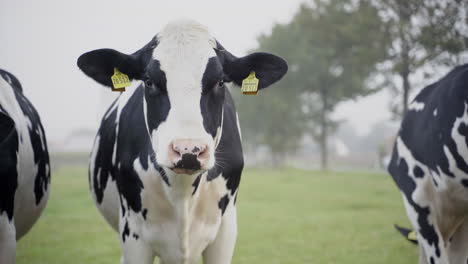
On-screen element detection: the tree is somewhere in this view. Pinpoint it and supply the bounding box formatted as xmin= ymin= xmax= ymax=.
xmin=237 ymin=0 xmax=390 ymax=170
xmin=234 ymin=23 xmax=307 ymax=167
xmin=373 ymin=0 xmax=468 ymax=115
xmin=283 ymin=0 xmax=389 ymax=169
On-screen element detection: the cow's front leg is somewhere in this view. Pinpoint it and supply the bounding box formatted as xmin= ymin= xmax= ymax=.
xmin=0 ymin=215 xmax=16 ymax=264
xmin=203 ymin=205 xmax=237 ymax=264
xmin=119 ymin=217 xmax=154 ymax=264
xmin=402 ymin=196 xmax=449 ymax=264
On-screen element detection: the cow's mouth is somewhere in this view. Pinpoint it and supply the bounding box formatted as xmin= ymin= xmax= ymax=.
xmin=170 ymin=168 xmax=201 ymax=175
xmin=170 ymin=154 xmax=202 ymax=175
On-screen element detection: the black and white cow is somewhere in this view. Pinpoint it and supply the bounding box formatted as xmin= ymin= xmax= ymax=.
xmin=77 ymin=20 xmax=287 ymax=264
xmin=0 ymin=69 xmax=50 ymax=263
xmin=389 ymin=64 xmax=468 ymax=264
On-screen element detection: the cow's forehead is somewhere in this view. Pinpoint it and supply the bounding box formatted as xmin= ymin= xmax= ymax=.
xmin=151 ymin=20 xmax=218 ymax=81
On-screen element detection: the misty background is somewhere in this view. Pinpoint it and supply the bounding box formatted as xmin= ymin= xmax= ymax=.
xmin=1 ymin=0 xmax=466 ymax=170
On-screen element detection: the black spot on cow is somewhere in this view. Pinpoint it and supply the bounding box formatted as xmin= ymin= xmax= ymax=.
xmin=0 ymin=110 xmax=18 ymax=221
xmin=133 ymin=233 xmax=139 ymax=240
xmin=201 ymin=57 xmax=225 ymax=138
xmin=192 ymin=146 xmax=201 ymax=154
xmin=413 ymin=166 xmax=424 ymax=178
xmin=432 ymin=177 xmax=439 ymax=187
xmin=430 ymin=256 xmax=435 ymax=264
xmin=462 ymin=179 xmax=468 ymax=188
xmin=120 ymin=195 xmax=126 ymax=217
xmin=122 ymin=221 xmax=130 ymax=242
xmin=156 ymin=165 xmax=170 ymax=186
xmin=218 ymin=194 xmax=229 ymax=215
xmin=142 ymin=208 xmax=148 ymax=220
xmin=192 ymin=174 xmax=201 ymax=196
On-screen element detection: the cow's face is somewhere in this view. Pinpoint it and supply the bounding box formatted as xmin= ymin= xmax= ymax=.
xmin=77 ymin=20 xmax=287 ymax=175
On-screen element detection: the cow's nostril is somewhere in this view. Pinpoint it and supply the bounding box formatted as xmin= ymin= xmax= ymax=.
xmin=171 ymin=144 xmax=181 ymax=157
xmin=198 ymin=146 xmax=209 ymax=159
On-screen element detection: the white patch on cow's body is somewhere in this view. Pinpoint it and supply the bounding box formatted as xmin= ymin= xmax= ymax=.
xmin=0 ymin=77 xmax=49 ymax=241
xmin=149 ymin=20 xmax=218 ymax=170
xmin=235 ymin=113 xmax=242 ymax=141
xmin=0 ymin=213 xmax=16 ymax=264
xmin=434 ymin=108 xmax=438 ymax=117
xmin=89 ymin=134 xmax=100 ymax=196
xmin=214 ymin=107 xmax=224 ymax=149
xmin=449 ymin=103 xmax=468 ymax=176
xmin=408 ymin=100 xmax=425 ymax=112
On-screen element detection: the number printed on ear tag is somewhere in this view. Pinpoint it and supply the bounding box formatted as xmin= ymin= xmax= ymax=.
xmin=111 ymin=68 xmax=131 ymax=92
xmin=241 ymin=72 xmax=259 ymax=95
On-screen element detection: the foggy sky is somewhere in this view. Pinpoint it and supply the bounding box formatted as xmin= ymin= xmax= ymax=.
xmin=0 ymin=0 xmax=391 ymax=144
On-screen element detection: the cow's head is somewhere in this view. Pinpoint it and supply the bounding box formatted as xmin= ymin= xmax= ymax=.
xmin=77 ymin=20 xmax=287 ymax=175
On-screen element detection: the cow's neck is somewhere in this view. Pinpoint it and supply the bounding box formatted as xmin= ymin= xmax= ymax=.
xmin=167 ymin=172 xmax=198 ymax=199
xmin=163 ymin=171 xmax=203 ymax=212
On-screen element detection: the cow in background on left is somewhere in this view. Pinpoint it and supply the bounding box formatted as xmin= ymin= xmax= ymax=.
xmin=0 ymin=69 xmax=50 ymax=264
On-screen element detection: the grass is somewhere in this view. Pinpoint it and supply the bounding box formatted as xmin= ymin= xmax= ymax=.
xmin=17 ymin=167 xmax=417 ymax=264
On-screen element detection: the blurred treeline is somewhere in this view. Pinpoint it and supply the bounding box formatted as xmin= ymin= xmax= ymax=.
xmin=235 ymin=0 xmax=468 ymax=170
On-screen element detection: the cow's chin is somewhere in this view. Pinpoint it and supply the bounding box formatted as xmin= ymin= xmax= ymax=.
xmin=170 ymin=168 xmax=203 ymax=176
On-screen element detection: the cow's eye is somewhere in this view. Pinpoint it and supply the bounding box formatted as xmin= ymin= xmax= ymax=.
xmin=145 ymin=79 xmax=153 ymax=87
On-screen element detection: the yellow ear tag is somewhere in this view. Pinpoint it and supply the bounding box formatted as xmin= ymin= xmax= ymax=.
xmin=241 ymin=71 xmax=259 ymax=95
xmin=111 ymin=68 xmax=131 ymax=92
xmin=407 ymin=230 xmax=417 ymax=241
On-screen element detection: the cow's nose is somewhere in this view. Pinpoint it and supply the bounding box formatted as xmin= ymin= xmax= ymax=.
xmin=169 ymin=139 xmax=209 ymax=173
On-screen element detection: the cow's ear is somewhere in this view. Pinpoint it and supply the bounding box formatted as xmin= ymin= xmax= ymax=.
xmin=77 ymin=49 xmax=144 ymax=88
xmin=219 ymin=51 xmax=288 ymax=89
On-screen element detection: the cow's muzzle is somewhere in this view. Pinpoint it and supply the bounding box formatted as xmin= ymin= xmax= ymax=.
xmin=169 ymin=139 xmax=209 ymax=175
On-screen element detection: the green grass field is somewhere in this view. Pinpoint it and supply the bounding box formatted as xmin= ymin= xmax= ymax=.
xmin=17 ymin=167 xmax=417 ymax=264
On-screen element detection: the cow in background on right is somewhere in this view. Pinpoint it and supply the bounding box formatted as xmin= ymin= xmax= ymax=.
xmin=389 ymin=64 xmax=468 ymax=264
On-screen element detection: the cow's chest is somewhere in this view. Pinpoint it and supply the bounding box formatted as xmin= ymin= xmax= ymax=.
xmin=138 ymin=171 xmax=228 ymax=263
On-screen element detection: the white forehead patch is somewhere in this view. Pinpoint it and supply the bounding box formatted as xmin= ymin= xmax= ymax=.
xmin=153 ymin=20 xmax=217 ymax=66
xmin=156 ymin=20 xmax=217 ymax=48
xmin=151 ymin=19 xmax=219 ymax=123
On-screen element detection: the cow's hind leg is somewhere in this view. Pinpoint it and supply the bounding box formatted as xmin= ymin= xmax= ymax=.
xmin=203 ymin=206 xmax=237 ymax=264
xmin=0 ymin=215 xmax=16 ymax=264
